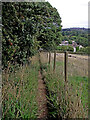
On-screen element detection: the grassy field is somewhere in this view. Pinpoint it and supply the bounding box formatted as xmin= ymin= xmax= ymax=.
xmin=40 ymin=52 xmax=88 ymax=118
xmin=2 ymin=55 xmax=39 ymax=119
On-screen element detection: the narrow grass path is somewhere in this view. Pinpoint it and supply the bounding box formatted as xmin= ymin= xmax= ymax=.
xmin=37 ymin=71 xmax=48 ymax=119
xmin=37 ymin=53 xmax=48 ymax=119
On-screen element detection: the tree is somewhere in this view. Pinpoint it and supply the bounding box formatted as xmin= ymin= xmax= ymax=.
xmin=56 ymin=45 xmax=73 ymax=52
xmin=77 ymin=47 xmax=88 ymax=53
xmin=68 ymin=40 xmax=72 ymax=44
xmin=2 ymin=2 xmax=62 ymax=68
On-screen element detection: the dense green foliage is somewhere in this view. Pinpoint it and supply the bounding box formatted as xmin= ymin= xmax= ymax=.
xmin=61 ymin=28 xmax=88 ymax=47
xmin=77 ymin=46 xmax=88 ymax=53
xmin=56 ymin=45 xmax=74 ymax=52
xmin=2 ymin=2 xmax=62 ymax=68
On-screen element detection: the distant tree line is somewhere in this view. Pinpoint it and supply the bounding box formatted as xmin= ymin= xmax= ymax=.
xmin=61 ymin=28 xmax=88 ymax=47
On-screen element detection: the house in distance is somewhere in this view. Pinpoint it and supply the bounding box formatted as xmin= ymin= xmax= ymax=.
xmin=59 ymin=40 xmax=83 ymax=52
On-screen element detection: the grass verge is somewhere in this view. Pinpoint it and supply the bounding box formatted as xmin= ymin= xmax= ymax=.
xmin=2 ymin=62 xmax=39 ymax=119
xmin=42 ymin=62 xmax=88 ymax=119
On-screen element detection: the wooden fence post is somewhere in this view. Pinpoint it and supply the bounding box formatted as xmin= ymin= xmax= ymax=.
xmin=64 ymin=51 xmax=68 ymax=82
xmin=53 ymin=51 xmax=56 ymax=72
xmin=49 ymin=51 xmax=51 ymax=64
xmin=47 ymin=52 xmax=48 ymax=59
xmin=64 ymin=51 xmax=68 ymax=104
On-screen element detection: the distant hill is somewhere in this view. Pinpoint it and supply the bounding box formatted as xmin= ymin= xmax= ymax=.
xmin=61 ymin=28 xmax=88 ymax=47
xmin=62 ymin=28 xmax=88 ymax=32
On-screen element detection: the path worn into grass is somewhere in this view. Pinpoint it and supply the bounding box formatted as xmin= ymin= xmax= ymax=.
xmin=37 ymin=53 xmax=48 ymax=119
xmin=37 ymin=71 xmax=48 ymax=119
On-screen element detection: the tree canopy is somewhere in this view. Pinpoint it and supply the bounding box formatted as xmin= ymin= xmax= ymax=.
xmin=2 ymin=2 xmax=62 ymax=67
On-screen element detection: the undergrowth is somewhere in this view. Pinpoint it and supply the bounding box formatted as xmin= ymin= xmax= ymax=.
xmin=2 ymin=61 xmax=39 ymax=119
xmin=45 ymin=69 xmax=88 ymax=118
xmin=40 ymin=52 xmax=88 ymax=119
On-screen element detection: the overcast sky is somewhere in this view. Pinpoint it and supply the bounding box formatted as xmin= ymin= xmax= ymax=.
xmin=46 ymin=0 xmax=89 ymax=28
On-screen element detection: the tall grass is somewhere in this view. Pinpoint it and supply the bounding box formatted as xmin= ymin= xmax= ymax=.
xmin=68 ymin=76 xmax=88 ymax=116
xmin=2 ymin=59 xmax=39 ymax=119
xmin=44 ymin=67 xmax=88 ymax=118
xmin=40 ymin=52 xmax=88 ymax=119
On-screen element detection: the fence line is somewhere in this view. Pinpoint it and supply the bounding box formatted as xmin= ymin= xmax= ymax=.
xmin=49 ymin=51 xmax=51 ymax=65
xmin=47 ymin=51 xmax=88 ymax=82
xmin=53 ymin=51 xmax=56 ymax=72
xmin=48 ymin=51 xmax=68 ymax=82
xmin=64 ymin=51 xmax=68 ymax=82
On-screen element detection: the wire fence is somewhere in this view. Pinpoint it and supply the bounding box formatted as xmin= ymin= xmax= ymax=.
xmin=45 ymin=51 xmax=88 ymax=80
xmin=39 ymin=51 xmax=88 ymax=118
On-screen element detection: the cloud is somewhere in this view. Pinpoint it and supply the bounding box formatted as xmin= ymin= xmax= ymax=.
xmin=47 ymin=0 xmax=88 ymax=28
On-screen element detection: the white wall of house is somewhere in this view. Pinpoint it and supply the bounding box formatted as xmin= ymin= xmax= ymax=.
xmin=73 ymin=47 xmax=76 ymax=52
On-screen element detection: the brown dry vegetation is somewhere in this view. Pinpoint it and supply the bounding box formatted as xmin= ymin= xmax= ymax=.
xmin=49 ymin=53 xmax=88 ymax=77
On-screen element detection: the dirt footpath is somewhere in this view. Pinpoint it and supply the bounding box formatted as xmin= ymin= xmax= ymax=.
xmin=37 ymin=71 xmax=48 ymax=119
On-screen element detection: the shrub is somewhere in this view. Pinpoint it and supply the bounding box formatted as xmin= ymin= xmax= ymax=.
xmin=56 ymin=45 xmax=73 ymax=52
